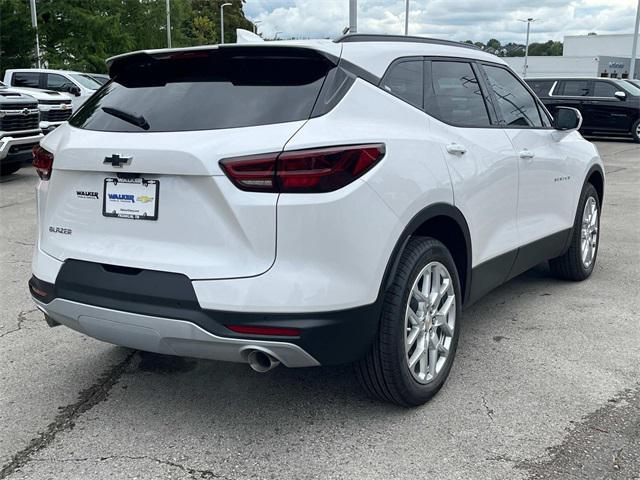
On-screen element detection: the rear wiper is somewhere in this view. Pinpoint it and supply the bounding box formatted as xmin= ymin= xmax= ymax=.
xmin=101 ymin=106 xmax=150 ymax=130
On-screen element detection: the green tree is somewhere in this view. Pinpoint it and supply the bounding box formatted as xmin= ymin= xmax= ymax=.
xmin=0 ymin=0 xmax=36 ymax=72
xmin=486 ymin=38 xmax=501 ymax=50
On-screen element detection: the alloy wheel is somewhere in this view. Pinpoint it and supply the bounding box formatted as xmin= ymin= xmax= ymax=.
xmin=404 ymin=261 xmax=456 ymax=384
xmin=580 ymin=196 xmax=598 ymax=269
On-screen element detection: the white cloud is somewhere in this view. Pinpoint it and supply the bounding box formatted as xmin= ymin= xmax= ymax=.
xmin=243 ymin=0 xmax=638 ymax=43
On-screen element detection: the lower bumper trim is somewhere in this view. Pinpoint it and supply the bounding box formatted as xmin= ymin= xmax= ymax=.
xmin=35 ymin=298 xmax=321 ymax=368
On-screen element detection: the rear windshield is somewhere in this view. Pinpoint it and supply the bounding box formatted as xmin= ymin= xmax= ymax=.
xmin=70 ymin=47 xmax=335 ymax=132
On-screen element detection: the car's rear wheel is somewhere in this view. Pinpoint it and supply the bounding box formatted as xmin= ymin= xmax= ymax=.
xmin=632 ymin=119 xmax=640 ymax=143
xmin=549 ymin=183 xmax=600 ymax=280
xmin=356 ymin=237 xmax=461 ymax=406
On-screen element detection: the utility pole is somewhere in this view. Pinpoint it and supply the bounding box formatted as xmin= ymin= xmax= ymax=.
xmin=404 ymin=0 xmax=409 ymax=35
xmin=349 ymin=0 xmax=357 ymax=34
xmin=165 ymin=0 xmax=171 ymax=48
xmin=29 ymin=0 xmax=41 ymax=68
xmin=220 ymin=3 xmax=232 ymax=44
xmin=519 ymin=18 xmax=537 ymax=78
xmin=630 ymin=0 xmax=640 ymax=79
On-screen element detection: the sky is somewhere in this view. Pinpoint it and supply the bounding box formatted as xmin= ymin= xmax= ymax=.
xmin=243 ymin=0 xmax=639 ymax=44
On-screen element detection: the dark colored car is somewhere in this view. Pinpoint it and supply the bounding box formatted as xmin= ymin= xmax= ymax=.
xmin=527 ymin=77 xmax=640 ymax=142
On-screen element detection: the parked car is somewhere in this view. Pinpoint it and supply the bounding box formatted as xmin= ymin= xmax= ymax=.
xmin=88 ymin=73 xmax=110 ymax=85
xmin=3 ymin=69 xmax=101 ymax=110
xmin=526 ymin=77 xmax=640 ymax=142
xmin=0 ymin=86 xmax=43 ymax=176
xmin=29 ymin=35 xmax=604 ymax=406
xmin=0 ymin=81 xmax=72 ymax=134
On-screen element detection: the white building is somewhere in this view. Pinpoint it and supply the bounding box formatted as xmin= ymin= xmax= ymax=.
xmin=564 ymin=33 xmax=640 ymax=57
xmin=504 ymin=33 xmax=639 ymax=79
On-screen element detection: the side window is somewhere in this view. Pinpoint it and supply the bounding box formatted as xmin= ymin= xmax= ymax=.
xmin=526 ymin=80 xmax=554 ymax=97
xmin=380 ymin=60 xmax=423 ymax=109
xmin=592 ymin=81 xmax=617 ymax=98
xmin=46 ymin=73 xmax=74 ymax=92
xmin=12 ymin=72 xmax=40 ymax=88
xmin=556 ymin=80 xmax=589 ymax=97
xmin=482 ymin=64 xmax=543 ymax=128
xmin=424 ymin=61 xmax=491 ymax=127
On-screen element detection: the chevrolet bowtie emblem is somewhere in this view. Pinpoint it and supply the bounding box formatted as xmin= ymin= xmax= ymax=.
xmin=104 ymin=154 xmax=132 ymax=168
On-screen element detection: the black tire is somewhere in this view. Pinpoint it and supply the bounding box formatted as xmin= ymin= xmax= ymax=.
xmin=0 ymin=163 xmax=21 ymax=177
xmin=632 ymin=119 xmax=640 ymax=143
xmin=355 ymin=237 xmax=462 ymax=407
xmin=549 ymin=183 xmax=600 ymax=281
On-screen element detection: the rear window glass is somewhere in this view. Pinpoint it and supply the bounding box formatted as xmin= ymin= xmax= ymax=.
xmin=70 ymin=48 xmax=335 ymax=132
xmin=526 ymin=80 xmax=554 ymax=97
xmin=424 ymin=61 xmax=491 ymax=127
xmin=12 ymin=72 xmax=40 ymax=88
xmin=556 ymin=80 xmax=589 ymax=96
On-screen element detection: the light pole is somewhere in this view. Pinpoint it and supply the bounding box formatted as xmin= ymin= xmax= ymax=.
xmin=630 ymin=0 xmax=640 ymax=79
xmin=165 ymin=0 xmax=171 ymax=48
xmin=404 ymin=0 xmax=409 ymax=35
xmin=220 ymin=2 xmax=232 ymax=44
xmin=518 ymin=18 xmax=537 ymax=78
xmin=274 ymin=31 xmax=283 ymax=40
xmin=29 ymin=0 xmax=41 ymax=68
xmin=349 ymin=0 xmax=357 ymax=34
xmin=253 ymin=20 xmax=262 ymax=34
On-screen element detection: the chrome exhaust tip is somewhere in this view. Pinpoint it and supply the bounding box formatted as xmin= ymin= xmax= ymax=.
xmin=247 ymin=349 xmax=280 ymax=373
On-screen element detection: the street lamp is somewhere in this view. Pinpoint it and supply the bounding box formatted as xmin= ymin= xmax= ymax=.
xmin=404 ymin=0 xmax=410 ymax=35
xmin=518 ymin=18 xmax=538 ymax=78
xmin=165 ymin=0 xmax=171 ymax=48
xmin=29 ymin=0 xmax=41 ymax=68
xmin=274 ymin=31 xmax=283 ymax=40
xmin=253 ymin=20 xmax=262 ymax=34
xmin=220 ymin=2 xmax=232 ymax=44
xmin=630 ymin=0 xmax=639 ymax=79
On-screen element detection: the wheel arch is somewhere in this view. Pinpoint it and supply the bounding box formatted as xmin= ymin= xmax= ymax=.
xmin=585 ymin=163 xmax=604 ymax=206
xmin=381 ymin=203 xmax=473 ymax=306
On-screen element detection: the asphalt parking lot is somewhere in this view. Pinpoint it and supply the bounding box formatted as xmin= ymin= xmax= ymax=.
xmin=0 ymin=140 xmax=638 ymax=480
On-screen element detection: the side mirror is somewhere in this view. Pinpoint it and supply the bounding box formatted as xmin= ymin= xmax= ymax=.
xmin=614 ymin=91 xmax=626 ymax=101
xmin=68 ymin=85 xmax=81 ymax=96
xmin=553 ymin=107 xmax=582 ymax=132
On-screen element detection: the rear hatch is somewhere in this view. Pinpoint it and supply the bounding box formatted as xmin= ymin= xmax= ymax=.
xmin=39 ymin=46 xmax=338 ymax=279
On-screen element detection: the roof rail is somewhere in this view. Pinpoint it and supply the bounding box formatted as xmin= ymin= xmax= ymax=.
xmin=334 ymin=33 xmax=481 ymax=50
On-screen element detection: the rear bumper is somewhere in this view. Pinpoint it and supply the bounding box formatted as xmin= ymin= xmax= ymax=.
xmin=33 ymin=297 xmax=321 ymax=368
xmin=29 ymin=265 xmax=382 ymax=366
xmin=0 ymin=131 xmax=43 ymax=162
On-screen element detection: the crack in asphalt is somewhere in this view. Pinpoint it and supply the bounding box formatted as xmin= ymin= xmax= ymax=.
xmin=0 ymin=309 xmax=38 ymax=339
xmin=482 ymin=395 xmax=495 ymax=421
xmin=0 ymin=351 xmax=137 ymax=479
xmin=29 ymin=455 xmax=225 ymax=479
xmin=519 ymin=386 xmax=640 ymax=479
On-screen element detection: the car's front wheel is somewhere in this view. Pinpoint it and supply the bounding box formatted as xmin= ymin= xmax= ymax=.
xmin=356 ymin=237 xmax=461 ymax=406
xmin=550 ymin=182 xmax=600 ymax=280
xmin=632 ymin=118 xmax=640 ymax=143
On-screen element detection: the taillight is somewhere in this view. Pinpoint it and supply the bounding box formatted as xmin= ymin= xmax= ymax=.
xmin=220 ymin=144 xmax=385 ymax=193
xmin=32 ymin=145 xmax=54 ymax=180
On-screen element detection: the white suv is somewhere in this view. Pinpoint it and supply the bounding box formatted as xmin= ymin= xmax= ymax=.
xmin=30 ymin=35 xmax=604 ymax=406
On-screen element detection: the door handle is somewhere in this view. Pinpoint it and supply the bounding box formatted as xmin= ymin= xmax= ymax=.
xmin=519 ymin=149 xmax=535 ymax=160
xmin=446 ymin=143 xmax=467 ymax=155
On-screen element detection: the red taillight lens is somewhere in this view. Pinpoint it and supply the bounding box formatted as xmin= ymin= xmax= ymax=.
xmin=226 ymin=325 xmax=301 ymax=337
xmin=219 ymin=144 xmax=385 ymax=193
xmin=32 ymin=145 xmax=54 ymax=180
xmin=219 ymin=152 xmax=278 ymax=191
